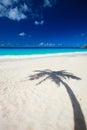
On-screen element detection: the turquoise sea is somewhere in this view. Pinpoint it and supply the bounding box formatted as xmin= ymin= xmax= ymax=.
xmin=0 ymin=48 xmax=87 ymax=56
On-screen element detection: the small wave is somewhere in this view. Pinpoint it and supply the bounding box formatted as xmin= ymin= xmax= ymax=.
xmin=0 ymin=52 xmax=87 ymax=59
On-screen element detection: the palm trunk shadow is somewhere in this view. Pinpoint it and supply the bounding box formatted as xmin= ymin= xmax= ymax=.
xmin=29 ymin=70 xmax=87 ymax=130
xmin=62 ymin=81 xmax=86 ymax=130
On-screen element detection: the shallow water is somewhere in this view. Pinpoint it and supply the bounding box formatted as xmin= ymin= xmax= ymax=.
xmin=0 ymin=48 xmax=87 ymax=56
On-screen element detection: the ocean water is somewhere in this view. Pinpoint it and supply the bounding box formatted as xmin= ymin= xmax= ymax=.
xmin=0 ymin=48 xmax=87 ymax=56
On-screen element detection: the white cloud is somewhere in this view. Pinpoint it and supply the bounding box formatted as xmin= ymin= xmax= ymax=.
xmin=8 ymin=7 xmax=27 ymax=21
xmin=0 ymin=1 xmax=27 ymax=21
xmin=39 ymin=42 xmax=44 ymax=46
xmin=34 ymin=20 xmax=44 ymax=25
xmin=19 ymin=32 xmax=26 ymax=36
xmin=44 ymin=0 xmax=52 ymax=7
xmin=0 ymin=0 xmax=29 ymax=21
xmin=0 ymin=0 xmax=58 ymax=21
xmin=44 ymin=0 xmax=57 ymax=7
xmin=0 ymin=0 xmax=12 ymax=6
xmin=39 ymin=42 xmax=56 ymax=47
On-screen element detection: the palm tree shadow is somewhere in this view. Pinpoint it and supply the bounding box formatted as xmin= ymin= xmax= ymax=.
xmin=28 ymin=69 xmax=86 ymax=130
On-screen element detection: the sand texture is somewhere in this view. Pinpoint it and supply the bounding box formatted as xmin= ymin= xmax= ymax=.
xmin=0 ymin=54 xmax=87 ymax=130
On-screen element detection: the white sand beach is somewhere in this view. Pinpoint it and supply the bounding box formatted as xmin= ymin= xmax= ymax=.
xmin=0 ymin=53 xmax=87 ymax=130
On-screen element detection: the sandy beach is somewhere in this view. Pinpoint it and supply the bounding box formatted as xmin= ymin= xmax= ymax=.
xmin=0 ymin=53 xmax=87 ymax=130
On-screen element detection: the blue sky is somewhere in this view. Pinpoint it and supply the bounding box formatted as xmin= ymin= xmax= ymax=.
xmin=0 ymin=0 xmax=87 ymax=47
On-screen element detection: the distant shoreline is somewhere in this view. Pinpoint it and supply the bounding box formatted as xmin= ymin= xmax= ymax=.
xmin=0 ymin=47 xmax=82 ymax=49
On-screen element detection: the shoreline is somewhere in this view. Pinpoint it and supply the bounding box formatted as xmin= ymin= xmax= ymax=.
xmin=0 ymin=51 xmax=87 ymax=60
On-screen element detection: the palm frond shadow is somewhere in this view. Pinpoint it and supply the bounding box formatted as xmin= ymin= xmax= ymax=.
xmin=29 ymin=69 xmax=86 ymax=130
xmin=29 ymin=69 xmax=81 ymax=86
